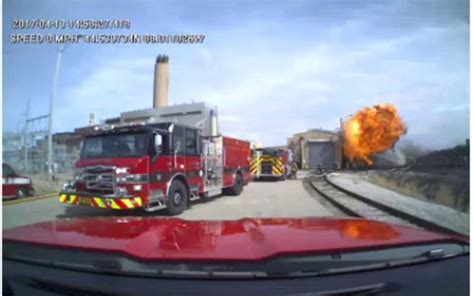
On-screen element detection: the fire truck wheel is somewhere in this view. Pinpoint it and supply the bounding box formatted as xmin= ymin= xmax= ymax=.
xmin=165 ymin=181 xmax=189 ymax=215
xmin=224 ymin=173 xmax=243 ymax=196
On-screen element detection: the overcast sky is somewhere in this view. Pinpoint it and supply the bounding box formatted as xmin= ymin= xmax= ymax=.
xmin=3 ymin=0 xmax=469 ymax=149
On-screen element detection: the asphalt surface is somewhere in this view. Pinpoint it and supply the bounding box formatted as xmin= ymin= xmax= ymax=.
xmin=2 ymin=177 xmax=332 ymax=229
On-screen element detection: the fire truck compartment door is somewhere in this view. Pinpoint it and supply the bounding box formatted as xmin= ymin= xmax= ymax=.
xmin=203 ymin=138 xmax=223 ymax=191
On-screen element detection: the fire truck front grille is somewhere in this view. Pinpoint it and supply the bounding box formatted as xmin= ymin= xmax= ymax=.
xmin=83 ymin=165 xmax=115 ymax=193
xmin=261 ymin=162 xmax=273 ymax=174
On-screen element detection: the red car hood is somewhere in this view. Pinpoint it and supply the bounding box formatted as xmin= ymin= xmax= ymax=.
xmin=3 ymin=217 xmax=467 ymax=261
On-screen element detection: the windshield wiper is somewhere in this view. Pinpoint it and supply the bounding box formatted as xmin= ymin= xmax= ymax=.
xmin=265 ymin=243 xmax=469 ymax=278
xmin=4 ymin=241 xmax=469 ymax=280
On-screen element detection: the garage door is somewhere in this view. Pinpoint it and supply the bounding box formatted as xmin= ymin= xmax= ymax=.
xmin=308 ymin=141 xmax=336 ymax=170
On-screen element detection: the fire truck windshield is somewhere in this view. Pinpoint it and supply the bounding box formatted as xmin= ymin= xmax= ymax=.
xmin=258 ymin=148 xmax=278 ymax=156
xmin=80 ymin=132 xmax=150 ymax=159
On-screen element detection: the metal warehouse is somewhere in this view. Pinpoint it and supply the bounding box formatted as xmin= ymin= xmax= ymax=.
xmin=287 ymin=129 xmax=342 ymax=170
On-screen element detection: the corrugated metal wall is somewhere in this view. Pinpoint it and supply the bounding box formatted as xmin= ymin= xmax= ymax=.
xmin=287 ymin=130 xmax=342 ymax=169
xmin=308 ymin=141 xmax=336 ymax=170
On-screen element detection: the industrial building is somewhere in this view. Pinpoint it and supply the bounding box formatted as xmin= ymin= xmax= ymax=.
xmin=102 ymin=55 xmax=221 ymax=135
xmin=287 ymin=129 xmax=343 ymax=170
xmin=105 ymin=102 xmax=220 ymax=137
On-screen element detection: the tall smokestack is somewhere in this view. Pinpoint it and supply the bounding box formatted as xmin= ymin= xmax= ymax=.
xmin=153 ymin=55 xmax=169 ymax=108
xmin=89 ymin=112 xmax=96 ymax=125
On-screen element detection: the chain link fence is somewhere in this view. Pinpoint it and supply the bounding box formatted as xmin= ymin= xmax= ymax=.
xmin=3 ymin=132 xmax=77 ymax=195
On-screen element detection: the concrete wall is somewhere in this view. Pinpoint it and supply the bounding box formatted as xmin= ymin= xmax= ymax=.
xmin=287 ymin=130 xmax=342 ymax=169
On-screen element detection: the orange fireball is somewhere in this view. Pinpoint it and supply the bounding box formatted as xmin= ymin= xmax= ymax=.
xmin=343 ymin=104 xmax=406 ymax=165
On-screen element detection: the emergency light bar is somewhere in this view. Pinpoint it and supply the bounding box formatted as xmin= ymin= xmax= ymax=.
xmin=91 ymin=122 xmax=171 ymax=135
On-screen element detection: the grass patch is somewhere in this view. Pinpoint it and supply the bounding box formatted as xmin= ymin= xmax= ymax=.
xmin=367 ymin=171 xmax=469 ymax=213
xmin=30 ymin=173 xmax=72 ymax=195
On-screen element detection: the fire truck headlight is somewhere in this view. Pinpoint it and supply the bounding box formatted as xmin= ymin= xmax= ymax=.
xmin=133 ymin=185 xmax=143 ymax=192
xmin=115 ymin=167 xmax=129 ymax=174
xmin=116 ymin=176 xmax=127 ymax=183
xmin=73 ymin=168 xmax=84 ymax=181
xmin=62 ymin=181 xmax=76 ymax=192
xmin=116 ymin=174 xmax=148 ymax=183
xmin=114 ymin=187 xmax=128 ymax=196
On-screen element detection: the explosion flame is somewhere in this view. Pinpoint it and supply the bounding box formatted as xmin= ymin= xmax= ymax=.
xmin=343 ymin=104 xmax=406 ymax=166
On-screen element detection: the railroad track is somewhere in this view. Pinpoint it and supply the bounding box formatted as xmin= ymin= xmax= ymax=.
xmin=309 ymin=174 xmax=459 ymax=235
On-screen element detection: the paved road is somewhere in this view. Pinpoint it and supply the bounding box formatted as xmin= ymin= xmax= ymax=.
xmin=3 ymin=178 xmax=332 ymax=229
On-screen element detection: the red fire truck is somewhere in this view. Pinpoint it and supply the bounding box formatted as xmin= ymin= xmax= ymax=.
xmin=59 ymin=122 xmax=251 ymax=215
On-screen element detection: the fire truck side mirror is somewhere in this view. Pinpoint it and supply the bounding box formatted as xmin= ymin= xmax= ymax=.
xmin=153 ymin=134 xmax=162 ymax=161
xmin=155 ymin=134 xmax=162 ymax=148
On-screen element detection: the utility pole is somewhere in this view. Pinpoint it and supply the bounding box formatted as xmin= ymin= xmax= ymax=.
xmin=47 ymin=45 xmax=64 ymax=180
xmin=46 ymin=35 xmax=84 ymax=181
xmin=23 ymin=98 xmax=30 ymax=172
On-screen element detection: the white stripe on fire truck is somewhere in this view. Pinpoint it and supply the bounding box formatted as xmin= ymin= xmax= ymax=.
xmin=2 ymin=177 xmax=31 ymax=185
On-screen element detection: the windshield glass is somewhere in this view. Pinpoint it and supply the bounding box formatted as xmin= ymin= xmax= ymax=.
xmin=3 ymin=163 xmax=16 ymax=177
xmin=80 ymin=133 xmax=149 ymax=159
xmin=260 ymin=149 xmax=278 ymax=156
